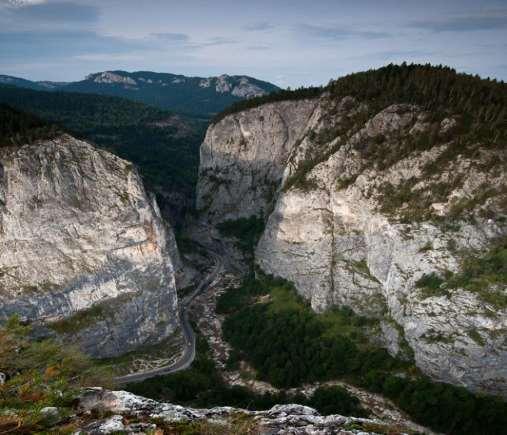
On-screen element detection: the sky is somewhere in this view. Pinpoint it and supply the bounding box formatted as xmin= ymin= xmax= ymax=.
xmin=1 ymin=0 xmax=506 ymax=87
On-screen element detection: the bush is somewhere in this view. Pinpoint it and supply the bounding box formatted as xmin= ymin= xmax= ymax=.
xmin=0 ymin=316 xmax=112 ymax=433
xmin=415 ymin=273 xmax=449 ymax=298
xmin=307 ymin=386 xmax=366 ymax=417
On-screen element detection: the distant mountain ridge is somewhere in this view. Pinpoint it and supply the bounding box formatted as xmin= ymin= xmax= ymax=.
xmin=0 ymin=71 xmax=280 ymax=116
xmin=0 ymin=74 xmax=66 ymax=91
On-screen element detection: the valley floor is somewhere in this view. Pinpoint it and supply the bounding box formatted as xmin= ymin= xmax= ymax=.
xmin=184 ymin=228 xmax=435 ymax=434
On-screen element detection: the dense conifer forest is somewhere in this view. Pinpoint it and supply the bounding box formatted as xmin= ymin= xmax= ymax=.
xmin=219 ymin=273 xmax=507 ymax=435
xmin=212 ymin=63 xmax=506 ymax=145
xmin=0 ymin=104 xmax=60 ymax=147
xmin=0 ymin=85 xmax=207 ymax=223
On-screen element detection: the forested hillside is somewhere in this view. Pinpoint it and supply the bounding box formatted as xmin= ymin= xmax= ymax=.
xmin=214 ymin=63 xmax=506 ymax=144
xmin=0 ymin=71 xmax=280 ymax=117
xmin=0 ymin=104 xmax=60 ymax=147
xmin=327 ymin=63 xmax=506 ymax=144
xmin=60 ymin=71 xmax=280 ymax=116
xmin=0 ymin=85 xmax=207 ymax=224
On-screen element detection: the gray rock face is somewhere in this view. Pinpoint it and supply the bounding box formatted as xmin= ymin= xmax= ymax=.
xmin=196 ymin=99 xmax=317 ymax=222
xmin=197 ymin=95 xmax=507 ymax=397
xmin=0 ymin=135 xmax=181 ymax=357
xmin=76 ymin=388 xmax=403 ymax=434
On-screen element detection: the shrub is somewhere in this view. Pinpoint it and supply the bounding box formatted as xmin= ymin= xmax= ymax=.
xmin=0 ymin=316 xmax=112 ymax=433
xmin=307 ymin=386 xmax=366 ymax=417
xmin=415 ymin=273 xmax=449 ymax=298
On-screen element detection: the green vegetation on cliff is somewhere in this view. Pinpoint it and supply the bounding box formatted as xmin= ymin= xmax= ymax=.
xmin=213 ymin=63 xmax=506 ymax=145
xmin=213 ymin=64 xmax=506 ymax=217
xmin=417 ymin=235 xmax=507 ymax=307
xmin=328 ymin=63 xmax=506 ymax=145
xmin=220 ymin=273 xmax=507 ymax=434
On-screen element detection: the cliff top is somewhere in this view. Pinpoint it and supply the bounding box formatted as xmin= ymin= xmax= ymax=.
xmin=211 ymin=63 xmax=506 ymax=147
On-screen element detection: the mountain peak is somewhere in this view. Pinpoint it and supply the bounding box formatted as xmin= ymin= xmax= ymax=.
xmin=85 ymin=71 xmax=137 ymax=86
xmin=84 ymin=70 xmax=275 ymax=98
xmin=0 ymin=70 xmax=280 ymax=116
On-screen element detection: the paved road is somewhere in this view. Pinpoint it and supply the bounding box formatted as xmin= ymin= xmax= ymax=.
xmin=115 ymin=251 xmax=223 ymax=384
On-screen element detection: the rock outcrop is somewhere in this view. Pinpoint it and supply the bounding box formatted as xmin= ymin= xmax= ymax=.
xmin=0 ymin=135 xmax=181 ymax=357
xmin=197 ymin=90 xmax=507 ymax=396
xmin=196 ymin=99 xmax=317 ymax=222
xmin=74 ymin=388 xmax=408 ymax=434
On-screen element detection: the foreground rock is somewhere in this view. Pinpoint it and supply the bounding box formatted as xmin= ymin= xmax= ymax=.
xmin=75 ymin=388 xmax=416 ymax=434
xmin=197 ymin=81 xmax=507 ymax=396
xmin=0 ymin=135 xmax=181 ymax=357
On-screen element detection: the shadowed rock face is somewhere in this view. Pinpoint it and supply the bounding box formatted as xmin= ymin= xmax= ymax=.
xmin=196 ymin=99 xmax=318 ymax=223
xmin=0 ymin=135 xmax=181 ymax=357
xmin=197 ymin=95 xmax=507 ymax=397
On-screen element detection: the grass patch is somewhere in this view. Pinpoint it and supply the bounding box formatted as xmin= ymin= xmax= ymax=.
xmin=467 ymin=329 xmax=486 ymax=346
xmin=350 ymin=259 xmax=380 ymax=283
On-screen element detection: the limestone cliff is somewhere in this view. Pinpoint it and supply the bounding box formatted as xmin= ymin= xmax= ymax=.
xmin=196 ymin=99 xmax=317 ymax=222
xmin=0 ymin=134 xmax=181 ymax=357
xmin=197 ymin=71 xmax=507 ymax=396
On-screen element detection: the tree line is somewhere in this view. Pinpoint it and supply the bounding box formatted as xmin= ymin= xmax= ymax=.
xmin=220 ymin=273 xmax=507 ymax=435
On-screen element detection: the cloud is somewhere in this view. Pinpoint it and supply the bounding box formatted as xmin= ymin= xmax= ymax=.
xmin=188 ymin=37 xmax=238 ymax=49
xmin=0 ymin=30 xmax=148 ymax=61
xmin=151 ymin=32 xmax=190 ymax=43
xmin=247 ymin=45 xmax=270 ymax=51
xmin=5 ymin=1 xmax=98 ymax=23
xmin=411 ymin=10 xmax=507 ymax=32
xmin=296 ymin=23 xmax=390 ymax=41
xmin=72 ymin=52 xmax=147 ymax=62
xmin=243 ymin=21 xmax=274 ymax=31
xmin=3 ymin=0 xmax=47 ymax=7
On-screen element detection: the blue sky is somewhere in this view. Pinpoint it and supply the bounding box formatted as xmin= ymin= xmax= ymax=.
xmin=1 ymin=0 xmax=506 ymax=87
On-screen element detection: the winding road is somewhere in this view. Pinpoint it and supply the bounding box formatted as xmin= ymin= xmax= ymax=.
xmin=115 ymin=251 xmax=223 ymax=384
